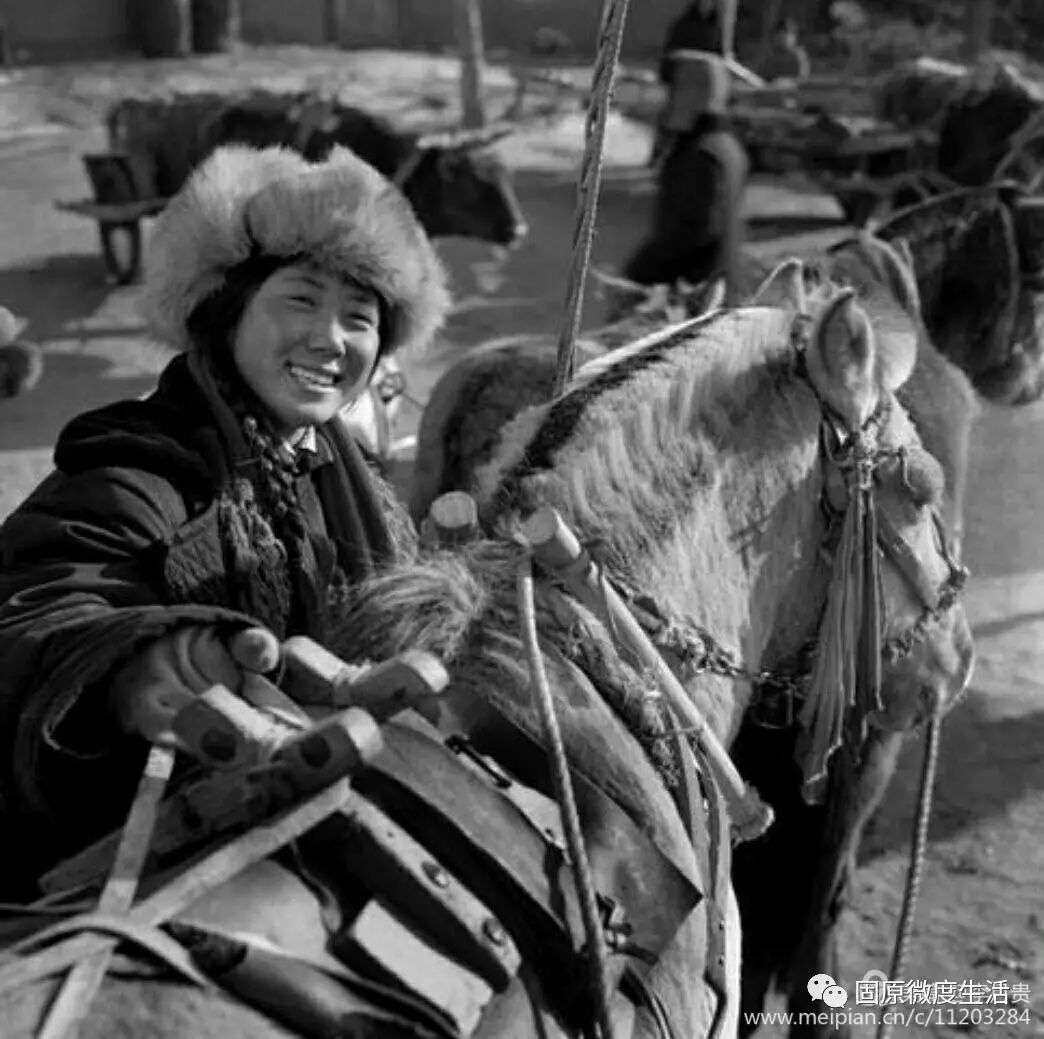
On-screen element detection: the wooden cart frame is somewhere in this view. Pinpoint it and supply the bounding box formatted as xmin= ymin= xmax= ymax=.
xmin=55 ymin=153 xmax=167 ymax=285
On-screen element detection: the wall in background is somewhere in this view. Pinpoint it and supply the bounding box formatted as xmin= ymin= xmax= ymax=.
xmin=0 ymin=0 xmax=689 ymax=63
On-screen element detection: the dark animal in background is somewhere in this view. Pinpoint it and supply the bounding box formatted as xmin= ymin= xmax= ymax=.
xmin=207 ymin=93 xmax=528 ymax=246
xmin=877 ymin=61 xmax=1044 ymax=210
xmin=106 ymin=91 xmax=529 ymax=248
xmin=874 ymin=184 xmax=1044 ymax=405
xmin=935 ymin=64 xmax=1044 ymax=189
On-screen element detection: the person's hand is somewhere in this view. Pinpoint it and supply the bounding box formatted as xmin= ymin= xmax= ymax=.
xmin=109 ymin=625 xmax=281 ymax=745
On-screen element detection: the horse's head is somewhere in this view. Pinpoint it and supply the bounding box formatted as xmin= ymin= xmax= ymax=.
xmin=755 ymin=263 xmax=974 ymax=790
xmin=403 ymin=127 xmax=528 ymax=248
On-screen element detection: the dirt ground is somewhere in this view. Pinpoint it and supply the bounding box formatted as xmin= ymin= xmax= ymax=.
xmin=0 ymin=47 xmax=1040 ymax=1039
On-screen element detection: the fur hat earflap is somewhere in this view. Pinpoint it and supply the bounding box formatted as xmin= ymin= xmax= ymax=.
xmin=141 ymin=144 xmax=451 ymax=356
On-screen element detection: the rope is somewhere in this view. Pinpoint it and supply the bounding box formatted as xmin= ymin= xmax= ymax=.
xmin=875 ymin=699 xmax=944 ymax=1039
xmin=515 ymin=555 xmax=617 ymax=1039
xmin=993 ymin=105 xmax=1044 ymax=184
xmin=552 ymin=0 xmax=632 ymax=398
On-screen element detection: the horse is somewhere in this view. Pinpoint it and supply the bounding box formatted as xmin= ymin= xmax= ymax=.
xmin=867 ymin=184 xmax=1044 ymax=406
xmin=404 ymin=232 xmax=979 ymax=1039
xmin=725 ymin=249 xmax=976 ymax=1039
xmin=0 ymin=279 xmax=972 ymax=1039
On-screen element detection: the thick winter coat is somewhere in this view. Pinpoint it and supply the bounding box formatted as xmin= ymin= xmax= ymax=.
xmin=0 ymin=355 xmax=410 ymax=882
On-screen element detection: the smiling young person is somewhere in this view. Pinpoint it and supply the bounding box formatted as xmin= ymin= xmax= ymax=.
xmin=0 ymin=144 xmax=450 ymax=880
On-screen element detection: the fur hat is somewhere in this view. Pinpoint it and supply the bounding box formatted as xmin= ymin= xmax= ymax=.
xmin=141 ymin=144 xmax=451 ymax=356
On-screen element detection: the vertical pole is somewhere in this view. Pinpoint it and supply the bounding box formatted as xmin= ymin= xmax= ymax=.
xmin=718 ymin=0 xmax=737 ymax=60
xmin=552 ymin=0 xmax=631 ymax=398
xmin=455 ymin=0 xmax=487 ymax=128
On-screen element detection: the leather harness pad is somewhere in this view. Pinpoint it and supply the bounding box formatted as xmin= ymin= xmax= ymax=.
xmin=348 ymin=720 xmax=703 ymax=1023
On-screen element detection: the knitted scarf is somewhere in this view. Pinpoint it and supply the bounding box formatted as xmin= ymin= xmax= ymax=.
xmin=185 ymin=342 xmax=398 ymax=642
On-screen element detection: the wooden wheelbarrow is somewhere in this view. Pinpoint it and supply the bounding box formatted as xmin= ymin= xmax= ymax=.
xmin=54 ymin=152 xmax=167 ymax=285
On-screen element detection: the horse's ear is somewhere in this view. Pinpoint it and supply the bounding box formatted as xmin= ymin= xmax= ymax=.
xmin=752 ymin=258 xmax=805 ymax=311
xmin=806 ymin=289 xmax=880 ymax=429
xmin=875 ymin=234 xmax=922 ymax=317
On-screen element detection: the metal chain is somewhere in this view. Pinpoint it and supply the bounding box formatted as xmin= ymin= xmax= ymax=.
xmin=619 ymin=587 xmax=810 ymax=723
xmin=552 ymin=0 xmax=632 ymax=399
xmin=609 ymin=539 xmax=966 ymax=730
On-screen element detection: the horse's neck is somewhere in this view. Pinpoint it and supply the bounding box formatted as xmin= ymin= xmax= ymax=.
xmin=614 ymin=420 xmax=829 ymax=744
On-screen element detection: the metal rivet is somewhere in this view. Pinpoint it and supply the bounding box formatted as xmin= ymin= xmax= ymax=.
xmin=422 ymin=861 xmax=449 ymax=888
xmin=483 ymin=918 xmax=507 ymax=945
xmin=717 ymin=920 xmax=726 ymax=932
xmin=717 ymin=954 xmax=726 ymax=966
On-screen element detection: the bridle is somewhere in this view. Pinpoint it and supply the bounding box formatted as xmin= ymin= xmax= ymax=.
xmin=603 ymin=313 xmax=969 ymax=758
xmin=816 ymin=398 xmax=969 ymax=670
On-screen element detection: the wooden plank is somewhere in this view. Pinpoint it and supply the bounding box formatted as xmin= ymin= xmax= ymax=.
xmin=54 ymin=198 xmax=167 ymax=222
xmin=36 ymin=746 xmax=176 ymax=1039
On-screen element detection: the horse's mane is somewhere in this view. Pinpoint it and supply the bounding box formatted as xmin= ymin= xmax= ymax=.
xmin=477 ymin=307 xmax=818 ymax=582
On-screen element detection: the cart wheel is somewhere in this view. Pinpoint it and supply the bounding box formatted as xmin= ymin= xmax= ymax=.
xmin=98 ymin=220 xmax=143 ymax=285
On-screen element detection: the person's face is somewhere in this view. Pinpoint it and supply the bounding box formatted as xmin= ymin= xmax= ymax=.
xmin=232 ymin=264 xmax=381 ymax=435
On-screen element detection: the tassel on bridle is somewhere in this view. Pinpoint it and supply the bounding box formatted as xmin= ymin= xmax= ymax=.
xmin=797 ymin=413 xmax=886 ymax=804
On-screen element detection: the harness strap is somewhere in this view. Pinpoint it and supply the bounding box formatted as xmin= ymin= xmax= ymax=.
xmin=620 ymin=967 xmax=681 ymax=1039
xmin=356 ymin=721 xmax=702 ymax=981
xmin=6 ymin=912 xmax=209 ymax=988
xmin=36 ymin=743 xmax=175 ymax=1039
xmin=174 ymin=918 xmax=464 ymax=1037
xmin=0 ymin=779 xmax=354 ymax=994
xmin=874 ymin=505 xmax=946 ymax=610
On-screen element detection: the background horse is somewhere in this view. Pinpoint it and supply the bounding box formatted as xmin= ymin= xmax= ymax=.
xmin=2 ymin=287 xmax=970 ymax=1039
xmin=868 ymin=185 xmax=1044 ymax=406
